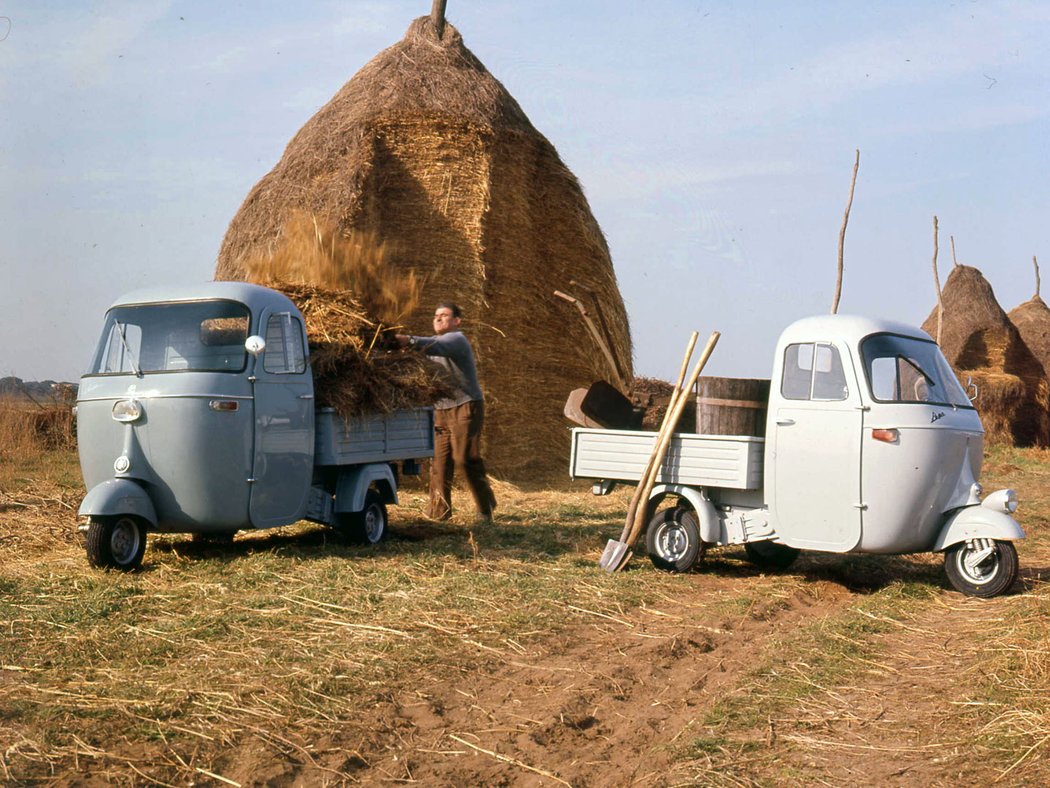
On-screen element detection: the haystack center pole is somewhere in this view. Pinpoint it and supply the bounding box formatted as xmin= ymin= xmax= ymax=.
xmin=831 ymin=149 xmax=860 ymax=315
xmin=932 ymin=215 xmax=944 ymax=345
xmin=1034 ymin=255 xmax=1041 ymax=299
xmin=950 ymin=235 xmax=959 ymax=268
xmin=431 ymin=0 xmax=447 ymax=39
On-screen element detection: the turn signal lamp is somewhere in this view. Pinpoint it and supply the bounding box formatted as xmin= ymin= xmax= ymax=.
xmin=111 ymin=399 xmax=142 ymax=423
xmin=871 ymin=428 xmax=899 ymax=443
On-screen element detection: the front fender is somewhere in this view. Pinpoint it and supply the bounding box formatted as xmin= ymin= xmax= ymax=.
xmin=651 ymin=484 xmax=721 ymax=543
xmin=78 ymin=479 xmax=158 ymax=527
xmin=933 ymin=505 xmax=1025 ymax=551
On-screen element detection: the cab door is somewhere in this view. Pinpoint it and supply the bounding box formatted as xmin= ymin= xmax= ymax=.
xmin=249 ymin=310 xmax=315 ymax=528
xmin=769 ymin=341 xmax=863 ymax=551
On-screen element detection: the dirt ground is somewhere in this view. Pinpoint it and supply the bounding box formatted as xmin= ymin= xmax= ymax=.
xmin=206 ymin=558 xmax=1045 ymax=787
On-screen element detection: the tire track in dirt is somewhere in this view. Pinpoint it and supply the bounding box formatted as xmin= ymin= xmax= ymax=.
xmin=298 ymin=576 xmax=856 ymax=786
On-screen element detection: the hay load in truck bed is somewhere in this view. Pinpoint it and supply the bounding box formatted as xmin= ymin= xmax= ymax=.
xmin=216 ymin=14 xmax=632 ymax=479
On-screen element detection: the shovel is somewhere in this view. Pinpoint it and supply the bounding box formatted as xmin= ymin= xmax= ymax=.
xmin=599 ymin=331 xmax=699 ymax=570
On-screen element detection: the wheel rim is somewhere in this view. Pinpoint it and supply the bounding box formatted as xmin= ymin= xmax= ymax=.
xmin=655 ymin=522 xmax=689 ymax=562
xmin=953 ymin=539 xmax=1000 ymax=586
xmin=363 ymin=505 xmax=384 ymax=543
xmin=110 ymin=518 xmax=141 ymax=565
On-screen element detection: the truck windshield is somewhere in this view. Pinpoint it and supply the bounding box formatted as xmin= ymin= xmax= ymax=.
xmin=860 ymin=333 xmax=973 ymax=408
xmin=87 ymin=301 xmax=250 ymax=375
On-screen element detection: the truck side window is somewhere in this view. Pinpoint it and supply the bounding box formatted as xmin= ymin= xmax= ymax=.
xmin=263 ymin=313 xmax=306 ymax=374
xmin=782 ymin=343 xmax=848 ymax=401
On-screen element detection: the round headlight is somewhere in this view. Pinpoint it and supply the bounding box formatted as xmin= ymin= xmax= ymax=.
xmin=981 ymin=488 xmax=1018 ymax=514
xmin=112 ymin=399 xmax=142 ymax=423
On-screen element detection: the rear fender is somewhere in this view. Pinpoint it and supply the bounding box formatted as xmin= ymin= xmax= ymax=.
xmin=78 ymin=479 xmax=158 ymax=528
xmin=651 ymin=484 xmax=722 ymax=544
xmin=335 ymin=464 xmax=397 ymax=512
xmin=933 ymin=505 xmax=1025 ymax=551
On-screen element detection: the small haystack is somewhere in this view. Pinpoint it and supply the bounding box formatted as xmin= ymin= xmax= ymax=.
xmin=922 ymin=264 xmax=1049 ymax=446
xmin=216 ymin=14 xmax=632 ymax=478
xmin=1007 ymin=258 xmax=1050 ymax=378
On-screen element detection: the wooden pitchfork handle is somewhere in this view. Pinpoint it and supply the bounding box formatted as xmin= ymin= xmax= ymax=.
xmin=615 ymin=331 xmax=698 ymax=546
xmin=615 ymin=331 xmax=720 ymax=570
xmin=553 ymin=290 xmax=628 ymax=393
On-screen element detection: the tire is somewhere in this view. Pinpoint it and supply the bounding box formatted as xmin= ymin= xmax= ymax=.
xmin=85 ymin=515 xmax=147 ymax=571
xmin=744 ymin=540 xmax=800 ymax=571
xmin=645 ymin=506 xmax=703 ymax=573
xmin=944 ymin=539 xmax=1018 ymax=598
xmin=337 ymin=490 xmax=388 ymax=545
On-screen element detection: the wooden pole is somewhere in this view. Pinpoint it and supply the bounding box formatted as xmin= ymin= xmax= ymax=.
xmin=831 ymin=149 xmax=860 ymax=315
xmin=614 ymin=332 xmax=721 ymax=571
xmin=932 ymin=216 xmax=943 ymax=345
xmin=431 ymin=0 xmax=447 ymax=39
xmin=614 ymin=332 xmax=699 ymax=548
xmin=1034 ymin=255 xmax=1041 ymax=299
xmin=950 ymin=235 xmax=959 ymax=268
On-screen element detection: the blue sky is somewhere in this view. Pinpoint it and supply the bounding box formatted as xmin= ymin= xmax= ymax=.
xmin=2 ymin=1 xmax=1048 ymax=382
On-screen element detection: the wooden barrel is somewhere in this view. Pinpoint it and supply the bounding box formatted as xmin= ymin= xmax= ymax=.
xmin=696 ymin=377 xmax=770 ymax=437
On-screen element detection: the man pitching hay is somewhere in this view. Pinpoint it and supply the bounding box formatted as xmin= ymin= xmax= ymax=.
xmin=398 ymin=302 xmax=496 ymax=522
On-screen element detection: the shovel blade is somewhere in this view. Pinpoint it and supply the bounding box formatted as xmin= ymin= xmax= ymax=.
xmin=599 ymin=539 xmax=631 ymax=572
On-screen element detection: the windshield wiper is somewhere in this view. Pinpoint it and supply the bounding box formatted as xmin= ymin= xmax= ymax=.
xmin=115 ymin=321 xmax=143 ymax=377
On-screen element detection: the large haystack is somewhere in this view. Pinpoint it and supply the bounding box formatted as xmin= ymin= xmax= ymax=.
xmin=215 ymin=15 xmax=631 ymax=479
xmin=922 ymin=265 xmax=1049 ymax=446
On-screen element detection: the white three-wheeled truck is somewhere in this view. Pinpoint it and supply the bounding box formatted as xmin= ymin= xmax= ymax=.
xmin=76 ymin=282 xmax=434 ymax=571
xmin=570 ymin=315 xmax=1025 ymax=597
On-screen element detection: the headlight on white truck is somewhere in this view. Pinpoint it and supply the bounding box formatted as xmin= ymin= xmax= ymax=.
xmin=981 ymin=488 xmax=1018 ymax=514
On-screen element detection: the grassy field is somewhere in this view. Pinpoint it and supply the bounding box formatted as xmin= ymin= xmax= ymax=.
xmin=1 ymin=404 xmax=1048 ymax=785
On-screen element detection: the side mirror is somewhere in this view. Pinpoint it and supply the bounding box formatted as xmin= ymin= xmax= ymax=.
xmin=966 ymin=375 xmax=979 ymax=402
xmin=245 ymin=335 xmax=266 ymax=357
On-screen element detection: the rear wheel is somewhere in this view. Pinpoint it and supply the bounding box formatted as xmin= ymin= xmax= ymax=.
xmin=743 ymin=540 xmax=800 ymax=571
xmin=944 ymin=539 xmax=1018 ymax=598
xmin=85 ymin=515 xmax=147 ymax=571
xmin=645 ymin=506 xmax=703 ymax=573
xmin=336 ymin=490 xmax=388 ymax=545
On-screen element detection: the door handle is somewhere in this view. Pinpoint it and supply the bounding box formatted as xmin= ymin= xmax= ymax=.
xmin=298 ymin=394 xmax=314 ymax=400
xmin=776 ymin=418 xmax=795 ymax=426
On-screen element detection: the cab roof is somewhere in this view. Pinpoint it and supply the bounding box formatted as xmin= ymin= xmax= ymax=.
xmin=108 ymin=282 xmax=298 ymax=315
xmin=778 ymin=314 xmax=933 ymax=348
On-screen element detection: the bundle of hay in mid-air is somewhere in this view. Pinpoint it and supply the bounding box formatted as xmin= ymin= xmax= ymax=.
xmin=243 ymin=213 xmax=451 ymax=416
xmin=216 ymin=14 xmax=632 ymax=479
xmin=922 ymin=265 xmax=1049 ymax=446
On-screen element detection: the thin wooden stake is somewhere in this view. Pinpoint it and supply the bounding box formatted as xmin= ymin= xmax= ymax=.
xmin=1034 ymin=255 xmax=1041 ymax=299
xmin=831 ymin=149 xmax=860 ymax=314
xmin=431 ymin=0 xmax=448 ymax=39
xmin=932 ymin=216 xmax=943 ymax=345
xmin=950 ymin=235 xmax=959 ymax=267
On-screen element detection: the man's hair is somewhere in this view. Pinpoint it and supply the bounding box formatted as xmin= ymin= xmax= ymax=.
xmin=435 ymin=301 xmax=462 ymax=319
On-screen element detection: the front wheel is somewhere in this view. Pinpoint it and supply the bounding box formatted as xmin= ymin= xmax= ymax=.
xmin=944 ymin=539 xmax=1018 ymax=598
xmin=85 ymin=515 xmax=147 ymax=571
xmin=336 ymin=490 xmax=388 ymax=545
xmin=645 ymin=506 xmax=703 ymax=573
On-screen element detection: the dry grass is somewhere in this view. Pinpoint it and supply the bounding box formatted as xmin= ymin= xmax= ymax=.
xmin=2 ymin=439 xmax=1049 ymax=784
